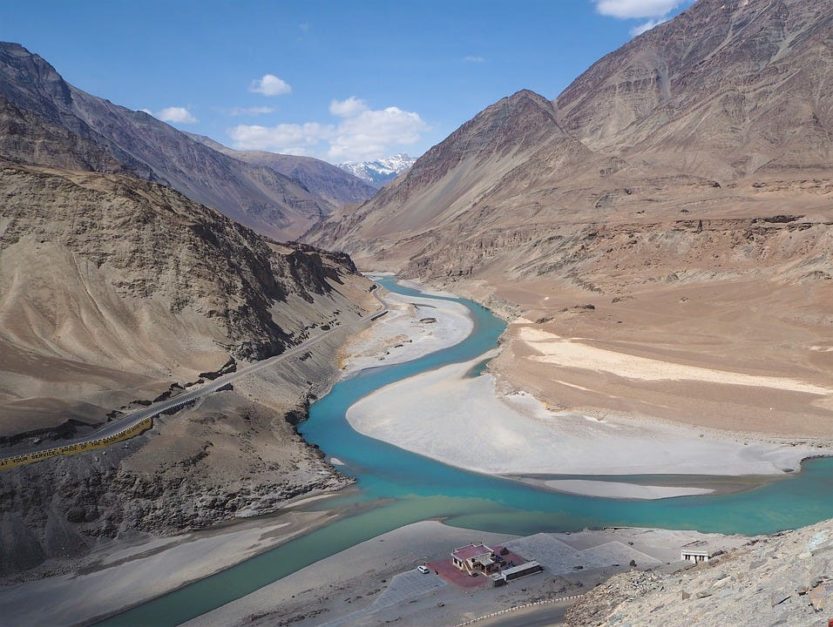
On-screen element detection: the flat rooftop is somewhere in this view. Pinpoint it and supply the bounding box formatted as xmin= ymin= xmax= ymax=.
xmin=452 ymin=543 xmax=493 ymax=561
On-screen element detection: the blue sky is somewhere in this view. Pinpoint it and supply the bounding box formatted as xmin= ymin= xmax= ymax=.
xmin=0 ymin=0 xmax=692 ymax=163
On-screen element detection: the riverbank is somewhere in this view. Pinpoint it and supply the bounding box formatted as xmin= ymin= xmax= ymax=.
xmin=183 ymin=520 xmax=746 ymax=626
xmin=0 ymin=278 xmax=482 ymax=626
xmin=12 ymin=275 xmax=833 ymax=626
xmin=0 ymin=497 xmax=341 ymax=626
xmin=440 ymin=276 xmax=833 ymax=441
xmin=347 ymin=350 xmax=833 ymax=499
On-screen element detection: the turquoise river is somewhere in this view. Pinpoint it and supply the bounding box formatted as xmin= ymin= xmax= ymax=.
xmin=102 ymin=276 xmax=833 ymax=626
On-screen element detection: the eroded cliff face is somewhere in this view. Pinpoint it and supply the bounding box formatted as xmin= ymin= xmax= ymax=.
xmin=555 ymin=0 xmax=833 ymax=177
xmin=0 ymin=333 xmax=354 ymax=579
xmin=0 ymin=161 xmax=373 ymax=431
xmin=0 ymin=161 xmax=376 ymax=576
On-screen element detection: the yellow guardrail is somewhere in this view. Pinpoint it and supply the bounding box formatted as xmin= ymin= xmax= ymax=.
xmin=0 ymin=416 xmax=153 ymax=471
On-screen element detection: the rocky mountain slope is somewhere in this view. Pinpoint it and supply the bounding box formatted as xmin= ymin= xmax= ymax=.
xmin=311 ymin=0 xmax=833 ymax=441
xmin=0 ymin=159 xmax=371 ymax=439
xmin=0 ymin=42 xmax=334 ymax=240
xmin=0 ymin=159 xmax=376 ymax=574
xmin=555 ymin=0 xmax=833 ymax=178
xmin=568 ymin=517 xmax=833 ymax=626
xmin=187 ymin=133 xmax=377 ymax=207
xmin=313 ymin=89 xmax=601 ymax=253
xmin=338 ymin=153 xmax=415 ymax=187
xmin=315 ymin=0 xmax=833 ymax=267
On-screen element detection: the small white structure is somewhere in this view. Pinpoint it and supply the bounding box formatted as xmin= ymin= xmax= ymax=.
xmin=681 ymin=549 xmax=711 ymax=564
xmin=491 ymin=561 xmax=544 ymax=587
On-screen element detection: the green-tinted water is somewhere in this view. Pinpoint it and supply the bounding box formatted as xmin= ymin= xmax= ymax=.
xmin=102 ymin=277 xmax=833 ymax=626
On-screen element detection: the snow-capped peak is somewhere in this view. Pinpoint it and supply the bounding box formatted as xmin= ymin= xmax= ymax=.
xmin=338 ymin=154 xmax=416 ymax=188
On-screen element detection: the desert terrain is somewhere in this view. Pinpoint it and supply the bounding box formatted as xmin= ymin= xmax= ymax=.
xmin=313 ymin=0 xmax=833 ymax=447
xmin=483 ymin=276 xmax=833 ymax=440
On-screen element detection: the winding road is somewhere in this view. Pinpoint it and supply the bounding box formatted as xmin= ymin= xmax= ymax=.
xmin=0 ymin=303 xmax=386 ymax=465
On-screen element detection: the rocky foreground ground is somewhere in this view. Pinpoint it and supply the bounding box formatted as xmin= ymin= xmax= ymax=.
xmin=568 ymin=519 xmax=833 ymax=626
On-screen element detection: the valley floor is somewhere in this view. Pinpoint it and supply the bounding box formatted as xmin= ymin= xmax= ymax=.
xmin=183 ymin=521 xmax=743 ymax=627
xmin=5 ymin=275 xmax=832 ymax=625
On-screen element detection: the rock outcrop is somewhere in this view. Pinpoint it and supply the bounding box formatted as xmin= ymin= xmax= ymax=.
xmin=568 ymin=518 xmax=833 ymax=626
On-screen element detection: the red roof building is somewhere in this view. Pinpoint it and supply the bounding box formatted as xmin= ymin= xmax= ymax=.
xmin=451 ymin=543 xmax=498 ymax=574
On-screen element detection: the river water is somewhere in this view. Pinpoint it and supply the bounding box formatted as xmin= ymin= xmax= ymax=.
xmin=102 ymin=277 xmax=833 ymax=626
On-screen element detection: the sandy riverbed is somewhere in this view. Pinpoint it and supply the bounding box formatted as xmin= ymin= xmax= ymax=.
xmin=526 ymin=479 xmax=713 ymax=500
xmin=346 ymin=351 xmax=832 ymax=498
xmin=0 ymin=498 xmax=338 ymax=626
xmin=339 ymin=285 xmax=473 ymax=373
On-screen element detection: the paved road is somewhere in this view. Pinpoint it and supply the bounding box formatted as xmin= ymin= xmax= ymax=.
xmin=0 ymin=305 xmax=385 ymax=462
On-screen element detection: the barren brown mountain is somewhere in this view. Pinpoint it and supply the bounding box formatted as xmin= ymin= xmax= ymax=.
xmin=186 ymin=133 xmax=378 ymax=208
xmin=314 ymin=0 xmax=833 ymax=438
xmin=0 ymin=42 xmax=336 ymax=240
xmin=0 ymin=159 xmax=376 ymax=573
xmin=0 ymin=38 xmax=384 ymax=583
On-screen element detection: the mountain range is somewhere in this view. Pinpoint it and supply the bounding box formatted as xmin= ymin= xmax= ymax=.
xmin=315 ymin=0 xmax=833 ymax=283
xmin=186 ymin=133 xmax=378 ymax=207
xmin=0 ymin=42 xmax=375 ymax=241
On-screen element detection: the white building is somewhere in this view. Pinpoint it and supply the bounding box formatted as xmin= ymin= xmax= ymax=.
xmin=681 ymin=549 xmax=711 ymax=564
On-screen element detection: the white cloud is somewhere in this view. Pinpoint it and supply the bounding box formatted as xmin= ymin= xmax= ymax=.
xmin=229 ymin=122 xmax=330 ymax=157
xmin=228 ymin=97 xmax=428 ymax=162
xmin=228 ymin=106 xmax=276 ymax=117
xmin=463 ymin=55 xmax=485 ymax=63
xmin=150 ymin=106 xmax=197 ymax=124
xmin=329 ymin=96 xmax=368 ymax=118
xmin=594 ymin=0 xmax=683 ymax=18
xmin=328 ymin=105 xmax=427 ymax=161
xmin=250 ymin=73 xmax=292 ymax=96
